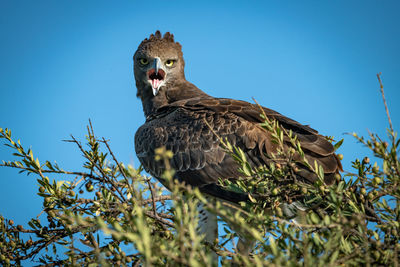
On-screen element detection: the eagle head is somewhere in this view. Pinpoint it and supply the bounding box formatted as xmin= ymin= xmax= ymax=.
xmin=133 ymin=31 xmax=185 ymax=98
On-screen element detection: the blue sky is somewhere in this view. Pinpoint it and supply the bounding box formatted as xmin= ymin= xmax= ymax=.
xmin=0 ymin=0 xmax=399 ymax=254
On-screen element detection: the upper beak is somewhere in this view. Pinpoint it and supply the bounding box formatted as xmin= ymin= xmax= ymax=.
xmin=154 ymin=57 xmax=161 ymax=75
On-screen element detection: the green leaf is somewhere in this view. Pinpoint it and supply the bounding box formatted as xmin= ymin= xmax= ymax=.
xmin=334 ymin=139 xmax=344 ymax=150
xmin=248 ymin=194 xmax=257 ymax=203
xmin=241 ymin=163 xmax=252 ymax=176
xmin=329 ymin=250 xmax=339 ymax=264
xmin=35 ymin=157 xmax=40 ymax=168
xmin=269 ymin=236 xmax=278 ymax=255
xmin=310 ymin=212 xmax=320 ymax=224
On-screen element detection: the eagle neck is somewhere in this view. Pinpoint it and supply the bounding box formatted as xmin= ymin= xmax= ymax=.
xmin=140 ymin=80 xmax=209 ymax=118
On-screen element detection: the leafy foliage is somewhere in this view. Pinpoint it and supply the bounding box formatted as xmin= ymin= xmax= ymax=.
xmin=0 ymin=76 xmax=399 ymax=266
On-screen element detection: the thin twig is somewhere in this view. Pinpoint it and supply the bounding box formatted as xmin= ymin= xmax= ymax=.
xmin=144 ymin=179 xmax=170 ymax=231
xmin=144 ymin=211 xmax=174 ymax=228
xmin=102 ymin=137 xmax=138 ymax=200
xmin=70 ymin=135 xmax=108 ymax=180
xmin=377 ymin=73 xmax=394 ymax=133
xmin=0 ymin=164 xmax=100 ymax=181
xmin=70 ymin=135 xmax=125 ymax=203
xmin=146 ymin=179 xmax=159 ymax=219
xmin=141 ymin=195 xmax=171 ymax=205
xmin=14 ymin=228 xmax=82 ymax=261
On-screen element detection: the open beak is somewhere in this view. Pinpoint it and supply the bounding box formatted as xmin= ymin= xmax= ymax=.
xmin=148 ymin=58 xmax=165 ymax=96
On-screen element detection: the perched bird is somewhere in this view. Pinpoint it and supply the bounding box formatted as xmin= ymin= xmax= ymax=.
xmin=134 ymin=31 xmax=342 ymax=254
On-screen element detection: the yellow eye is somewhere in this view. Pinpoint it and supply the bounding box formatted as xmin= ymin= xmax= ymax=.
xmin=139 ymin=58 xmax=149 ymax=65
xmin=165 ymin=60 xmax=174 ymax=67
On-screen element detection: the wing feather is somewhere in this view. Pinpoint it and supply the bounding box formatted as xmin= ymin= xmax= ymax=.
xmin=135 ymin=96 xmax=342 ymax=202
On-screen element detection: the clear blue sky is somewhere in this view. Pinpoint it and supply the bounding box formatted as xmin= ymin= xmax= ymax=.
xmin=0 ymin=0 xmax=399 ymax=250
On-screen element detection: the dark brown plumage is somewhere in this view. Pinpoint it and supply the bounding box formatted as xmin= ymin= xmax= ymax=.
xmin=134 ymin=31 xmax=342 ymax=203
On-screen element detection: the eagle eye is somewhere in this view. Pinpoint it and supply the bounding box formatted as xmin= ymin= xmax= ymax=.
xmin=165 ymin=59 xmax=175 ymax=67
xmin=139 ymin=58 xmax=149 ymax=66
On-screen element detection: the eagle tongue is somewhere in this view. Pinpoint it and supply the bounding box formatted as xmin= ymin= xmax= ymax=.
xmin=151 ymin=79 xmax=160 ymax=96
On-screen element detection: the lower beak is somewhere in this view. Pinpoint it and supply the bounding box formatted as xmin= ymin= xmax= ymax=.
xmin=152 ymin=86 xmax=159 ymax=96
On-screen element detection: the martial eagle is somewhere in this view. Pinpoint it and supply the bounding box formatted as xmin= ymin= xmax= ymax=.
xmin=134 ymin=31 xmax=342 ymax=255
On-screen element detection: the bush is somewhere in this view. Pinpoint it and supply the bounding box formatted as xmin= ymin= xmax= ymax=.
xmin=0 ymin=75 xmax=399 ymax=266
